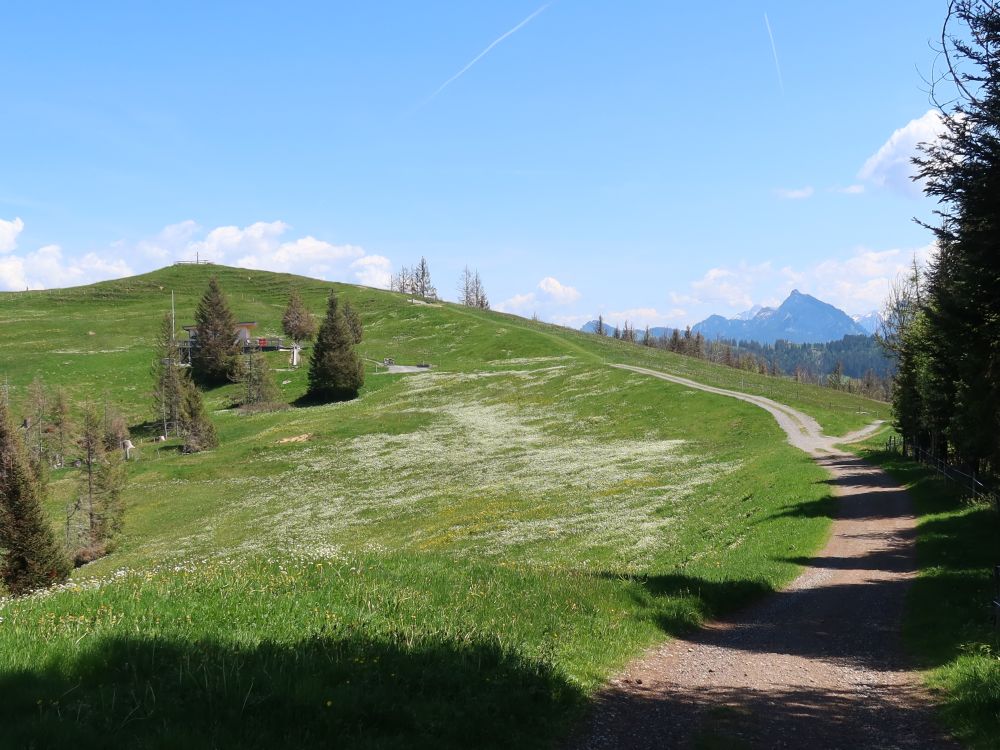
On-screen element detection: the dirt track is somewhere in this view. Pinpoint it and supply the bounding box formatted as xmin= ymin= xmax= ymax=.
xmin=569 ymin=365 xmax=954 ymax=749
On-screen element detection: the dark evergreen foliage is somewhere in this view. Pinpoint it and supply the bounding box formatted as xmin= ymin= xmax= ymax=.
xmin=343 ymin=301 xmax=363 ymax=344
xmin=891 ymin=1 xmax=1000 ymax=475
xmin=0 ymin=397 xmax=70 ymax=595
xmin=191 ymin=277 xmax=241 ymax=386
xmin=281 ymin=289 xmax=317 ymax=345
xmin=307 ymin=293 xmax=365 ymax=402
xmin=180 ymin=380 xmax=218 ymax=453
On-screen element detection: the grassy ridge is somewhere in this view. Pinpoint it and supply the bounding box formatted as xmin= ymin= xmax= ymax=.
xmin=0 ymin=264 xmax=879 ymax=747
xmin=858 ymin=446 xmax=1000 ymax=749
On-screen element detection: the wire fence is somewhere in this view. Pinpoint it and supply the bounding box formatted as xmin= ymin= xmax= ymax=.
xmin=884 ymin=434 xmax=997 ymax=511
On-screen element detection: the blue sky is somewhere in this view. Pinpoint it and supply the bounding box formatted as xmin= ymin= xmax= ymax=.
xmin=0 ymin=1 xmax=949 ymax=328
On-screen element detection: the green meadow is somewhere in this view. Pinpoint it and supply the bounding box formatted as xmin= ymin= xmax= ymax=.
xmin=0 ymin=265 xmax=887 ymax=748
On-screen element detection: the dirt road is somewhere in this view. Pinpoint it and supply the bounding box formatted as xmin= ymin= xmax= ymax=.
xmin=569 ymin=364 xmax=953 ymax=749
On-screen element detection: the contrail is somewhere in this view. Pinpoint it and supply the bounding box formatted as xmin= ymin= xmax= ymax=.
xmin=764 ymin=12 xmax=784 ymax=96
xmin=419 ymin=3 xmax=550 ymax=108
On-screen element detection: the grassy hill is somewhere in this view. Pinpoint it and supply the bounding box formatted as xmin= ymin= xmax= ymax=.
xmin=0 ymin=265 xmax=889 ymax=749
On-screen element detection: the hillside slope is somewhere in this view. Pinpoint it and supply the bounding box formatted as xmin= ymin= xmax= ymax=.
xmin=0 ymin=265 xmax=889 ymax=748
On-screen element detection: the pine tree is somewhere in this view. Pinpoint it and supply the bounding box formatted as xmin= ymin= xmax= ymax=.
xmin=595 ymin=315 xmax=605 ymax=336
xmin=343 ymin=301 xmax=363 ymax=344
xmin=414 ymin=257 xmax=437 ymax=299
xmin=0 ymin=397 xmax=70 ymax=595
xmin=50 ymin=387 xmax=73 ymax=469
xmin=93 ymin=451 xmax=127 ymax=548
xmin=281 ymin=289 xmax=317 ymax=345
xmin=307 ymin=293 xmax=365 ymax=402
xmin=828 ymin=360 xmax=845 ymax=390
xmin=67 ymin=404 xmax=128 ymax=560
xmin=152 ymin=312 xmax=185 ymax=437
xmin=73 ymin=405 xmax=104 ymax=550
xmin=909 ymin=1 xmax=1000 ymax=469
xmin=240 ymin=350 xmax=281 ymax=410
xmin=459 ymin=266 xmax=474 ymax=306
xmin=101 ymin=398 xmax=130 ymax=453
xmin=191 ymin=277 xmax=241 ymax=386
xmin=473 ymin=271 xmax=489 ymax=309
xmin=669 ymin=328 xmax=681 ymax=352
xmin=458 ymin=267 xmax=490 ymax=309
xmin=24 ymin=376 xmax=48 ymax=471
xmin=180 ymin=379 xmax=218 ymax=453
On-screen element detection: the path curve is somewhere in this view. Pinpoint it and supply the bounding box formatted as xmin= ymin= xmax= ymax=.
xmin=569 ymin=365 xmax=953 ymax=749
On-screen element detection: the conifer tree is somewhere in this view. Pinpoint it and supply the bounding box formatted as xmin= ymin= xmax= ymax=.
xmin=669 ymin=328 xmax=682 ymax=352
xmin=67 ymin=404 xmax=128 ymax=559
xmin=179 ymin=379 xmax=218 ymax=453
xmin=50 ymin=387 xmax=73 ymax=469
xmin=0 ymin=397 xmax=70 ymax=595
xmin=240 ymin=350 xmax=281 ymax=410
xmin=343 ymin=300 xmax=363 ymax=344
xmin=152 ymin=312 xmax=185 ymax=437
xmin=191 ymin=277 xmax=241 ymax=386
xmin=307 ymin=293 xmax=365 ymax=401
xmin=281 ymin=289 xmax=317 ymax=345
xmin=414 ymin=257 xmax=437 ymax=299
xmin=906 ymin=0 xmax=1000 ymax=469
xmin=24 ymin=376 xmax=48 ymax=471
xmin=101 ymin=398 xmax=130 ymax=453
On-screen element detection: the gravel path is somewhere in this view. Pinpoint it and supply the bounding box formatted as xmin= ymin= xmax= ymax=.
xmin=568 ymin=365 xmax=954 ymax=749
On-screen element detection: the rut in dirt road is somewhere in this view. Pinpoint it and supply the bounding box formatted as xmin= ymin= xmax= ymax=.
xmin=569 ymin=365 xmax=954 ymax=749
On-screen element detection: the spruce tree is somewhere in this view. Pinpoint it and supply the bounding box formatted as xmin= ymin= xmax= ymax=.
xmin=67 ymin=404 xmax=129 ymax=559
xmin=191 ymin=277 xmax=241 ymax=386
xmin=0 ymin=397 xmax=70 ymax=595
xmin=180 ymin=379 xmax=218 ymax=452
xmin=307 ymin=293 xmax=365 ymax=401
xmin=910 ymin=1 xmax=1000 ymax=469
xmin=50 ymin=387 xmax=73 ymax=469
xmin=343 ymin=301 xmax=363 ymax=344
xmin=281 ymin=289 xmax=317 ymax=345
xmin=152 ymin=312 xmax=185 ymax=437
xmin=240 ymin=350 xmax=281 ymax=410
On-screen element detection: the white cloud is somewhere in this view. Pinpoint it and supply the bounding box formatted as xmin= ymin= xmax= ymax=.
xmin=496 ymin=292 xmax=537 ymax=314
xmin=605 ymin=307 xmax=687 ymax=329
xmin=809 ymin=243 xmax=937 ymax=312
xmin=349 ymin=254 xmax=392 ymax=288
xmin=858 ymin=109 xmax=946 ymax=196
xmin=775 ymin=186 xmax=814 ymax=200
xmin=0 ymin=218 xmax=392 ymax=292
xmin=836 ymin=184 xmax=865 ymax=195
xmin=548 ymin=312 xmax=593 ymax=328
xmin=0 ymin=244 xmax=132 ymax=291
xmin=669 ymin=245 xmax=935 ymax=319
xmin=134 ymin=220 xmax=201 ymax=260
xmin=537 ymin=276 xmax=580 ymax=304
xmin=0 ymin=217 xmax=24 ymax=253
xmin=190 ymin=220 xmax=290 ymax=262
xmin=687 ymin=263 xmax=773 ymax=309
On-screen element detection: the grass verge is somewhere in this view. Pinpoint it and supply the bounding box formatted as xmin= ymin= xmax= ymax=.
xmin=859 ymin=446 xmax=1000 ymax=748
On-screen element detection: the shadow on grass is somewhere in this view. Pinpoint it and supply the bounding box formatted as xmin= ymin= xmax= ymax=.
xmin=291 ymin=390 xmax=358 ymax=408
xmin=863 ymin=449 xmax=1000 ymax=747
xmin=0 ymin=631 xmax=582 ymax=750
xmin=594 ymin=572 xmax=775 ymax=635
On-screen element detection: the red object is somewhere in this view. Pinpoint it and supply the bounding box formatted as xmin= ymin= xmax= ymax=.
xmin=259 ymin=338 xmax=267 ymax=347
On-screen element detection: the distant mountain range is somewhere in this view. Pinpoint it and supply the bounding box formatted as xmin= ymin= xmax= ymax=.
xmin=851 ymin=311 xmax=882 ymax=335
xmin=581 ymin=291 xmax=881 ymax=345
